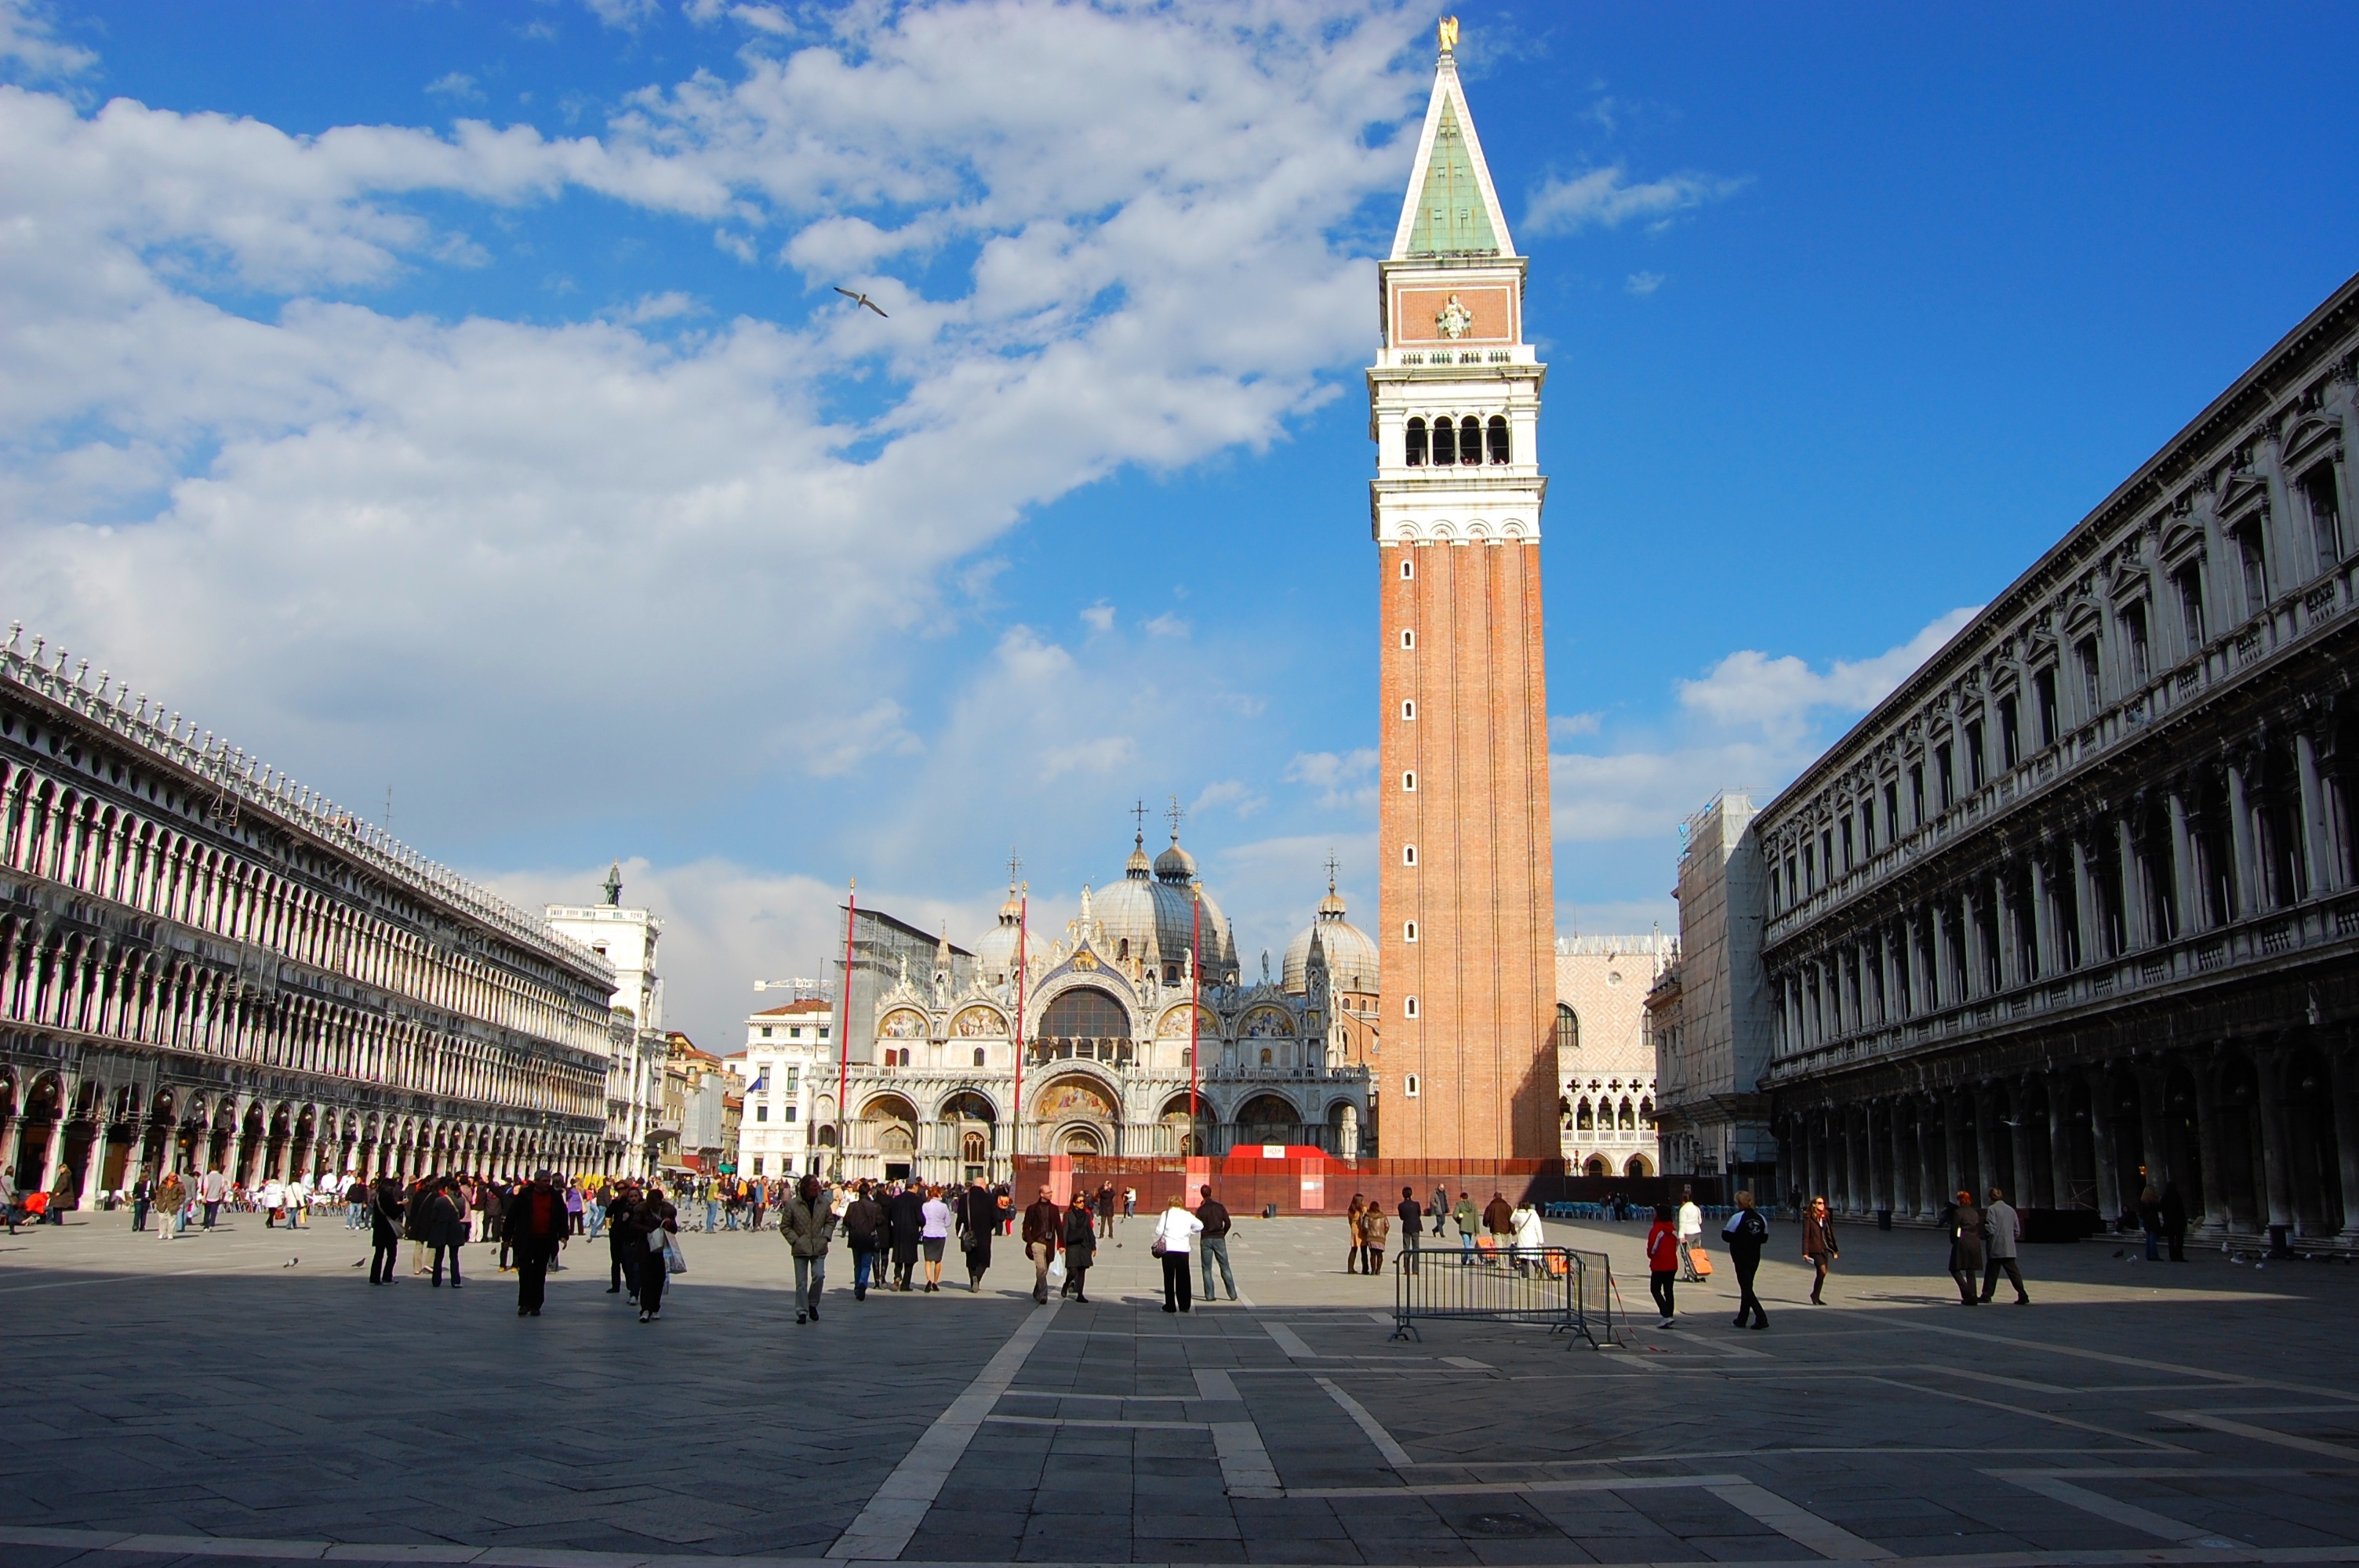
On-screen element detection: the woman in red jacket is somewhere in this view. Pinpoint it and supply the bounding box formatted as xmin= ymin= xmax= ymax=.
xmin=1645 ymin=1203 xmax=1681 ymax=1328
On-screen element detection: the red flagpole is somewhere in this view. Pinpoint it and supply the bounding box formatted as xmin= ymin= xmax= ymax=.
xmin=838 ymin=879 xmax=856 ymax=1177
xmin=1189 ymin=884 xmax=1201 ymax=1153
xmin=1013 ymin=882 xmax=1028 ymax=1165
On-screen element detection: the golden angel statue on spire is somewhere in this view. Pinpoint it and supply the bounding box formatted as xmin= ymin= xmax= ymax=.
xmin=1438 ymin=16 xmax=1458 ymax=54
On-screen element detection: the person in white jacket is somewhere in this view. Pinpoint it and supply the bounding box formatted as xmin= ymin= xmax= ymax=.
xmin=1509 ymin=1200 xmax=1546 ymax=1274
xmin=1153 ymin=1194 xmax=1204 ymax=1313
xmin=1674 ymin=1186 xmax=1704 ymax=1281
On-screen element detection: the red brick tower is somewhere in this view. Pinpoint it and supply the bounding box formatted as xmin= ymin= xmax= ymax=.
xmin=1372 ymin=24 xmax=1558 ymax=1162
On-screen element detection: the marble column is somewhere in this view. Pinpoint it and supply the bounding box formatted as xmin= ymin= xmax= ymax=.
xmin=2134 ymin=1060 xmax=2172 ymax=1196
xmin=1920 ymin=1099 xmax=1945 ymax=1219
xmin=2009 ymin=1083 xmax=2037 ymax=1209
xmin=2226 ymin=759 xmax=2261 ymax=918
xmin=2191 ymin=1054 xmax=2230 ymax=1236
xmin=1845 ymin=1105 xmax=1867 ymax=1216
xmin=2117 ymin=817 xmax=2150 ymax=950
xmin=1888 ymin=1100 xmax=1913 ymax=1218
xmin=2029 ymin=857 xmax=2054 ymax=977
xmin=2254 ymin=1046 xmax=2298 ymax=1232
xmin=1995 ymin=875 xmax=2022 ymax=989
xmin=2331 ymin=1044 xmax=2359 ymax=1243
xmin=1942 ymin=1091 xmax=1968 ymax=1207
xmin=2296 ymin=730 xmax=2340 ymax=895
xmin=2087 ymin=1069 xmax=2124 ymax=1224
xmin=2168 ymin=790 xmax=2201 ymax=931
xmin=2071 ymin=835 xmax=2101 ymax=967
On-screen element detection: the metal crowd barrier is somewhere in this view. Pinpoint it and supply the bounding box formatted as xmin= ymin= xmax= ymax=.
xmin=1390 ymin=1243 xmax=1614 ymax=1348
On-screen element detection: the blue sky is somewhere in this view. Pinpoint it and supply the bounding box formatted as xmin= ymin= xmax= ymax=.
xmin=5 ymin=0 xmax=2355 ymax=1048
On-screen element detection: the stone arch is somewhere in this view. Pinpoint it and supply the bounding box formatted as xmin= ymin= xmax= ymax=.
xmin=1235 ymin=1093 xmax=1299 ymax=1144
xmin=1623 ymin=1153 xmax=1654 ymax=1178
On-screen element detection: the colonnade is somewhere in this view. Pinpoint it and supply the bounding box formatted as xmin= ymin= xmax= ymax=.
xmin=1782 ymin=1036 xmax=2359 ymax=1243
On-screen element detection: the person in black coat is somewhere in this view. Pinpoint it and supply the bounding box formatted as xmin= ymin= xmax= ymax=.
xmin=369 ymin=1177 xmax=405 ymax=1285
xmin=506 ymin=1171 xmax=570 ymax=1317
xmin=1060 ymin=1194 xmax=1096 ymax=1302
xmin=421 ymin=1179 xmax=467 ymax=1287
xmin=958 ymin=1179 xmax=996 ymax=1292
xmin=888 ymin=1182 xmax=926 ymax=1291
xmin=617 ymin=1185 xmax=678 ymax=1323
xmin=843 ymin=1182 xmax=885 ymax=1301
xmin=605 ymin=1183 xmax=643 ymax=1302
xmin=1723 ymin=1189 xmax=1769 ymax=1330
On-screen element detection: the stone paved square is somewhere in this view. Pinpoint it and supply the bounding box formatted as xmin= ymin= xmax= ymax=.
xmin=4 ymin=1208 xmax=2358 ymax=1567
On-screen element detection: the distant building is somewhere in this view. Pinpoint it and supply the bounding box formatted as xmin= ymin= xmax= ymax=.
xmin=545 ymin=862 xmax=665 ymax=1177
xmin=1648 ymin=793 xmax=1773 ymax=1191
xmin=1555 ymin=934 xmax=1676 ymax=1178
xmin=736 ymin=998 xmax=832 ymax=1179
xmin=652 ymin=1033 xmax=740 ymax=1178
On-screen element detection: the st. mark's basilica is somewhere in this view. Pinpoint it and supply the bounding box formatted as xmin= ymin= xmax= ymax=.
xmin=783 ymin=814 xmax=1380 ymax=1185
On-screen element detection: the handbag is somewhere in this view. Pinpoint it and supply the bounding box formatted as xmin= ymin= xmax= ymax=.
xmin=1048 ymin=1254 xmax=1067 ymax=1282
xmin=663 ymin=1237 xmax=687 ymax=1276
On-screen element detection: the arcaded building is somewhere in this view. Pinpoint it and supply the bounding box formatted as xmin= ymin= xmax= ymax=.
xmin=1757 ymin=273 xmax=2359 ymax=1243
xmin=0 ymin=629 xmax=618 ymax=1200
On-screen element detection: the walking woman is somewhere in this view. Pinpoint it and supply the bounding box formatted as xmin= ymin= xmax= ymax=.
xmin=1946 ymin=1189 xmax=1986 ymax=1305
xmin=920 ymin=1185 xmax=954 ymax=1293
xmin=1059 ymin=1191 xmax=1096 ymax=1302
xmin=1801 ymin=1195 xmax=1839 ymax=1305
xmin=620 ymin=1183 xmax=680 ymax=1323
xmin=369 ymin=1176 xmax=405 ymax=1284
xmin=1152 ymin=1192 xmax=1204 ymax=1313
xmin=1359 ymin=1200 xmax=1390 ymax=1274
xmin=1345 ymin=1195 xmax=1367 ymax=1273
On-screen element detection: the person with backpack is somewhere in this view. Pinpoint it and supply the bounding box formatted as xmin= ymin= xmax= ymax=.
xmin=506 ymin=1170 xmax=570 ymax=1318
xmin=1722 ymin=1189 xmax=1769 ymax=1330
xmin=843 ymin=1180 xmax=884 ymax=1301
xmin=780 ymin=1174 xmax=835 ymax=1323
xmin=1645 ymin=1203 xmax=1681 ymax=1328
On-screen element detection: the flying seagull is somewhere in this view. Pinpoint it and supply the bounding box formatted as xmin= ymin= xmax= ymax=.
xmin=833 ymin=286 xmax=889 ymax=318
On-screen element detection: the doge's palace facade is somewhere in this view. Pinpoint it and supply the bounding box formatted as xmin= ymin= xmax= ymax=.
xmin=0 ymin=627 xmax=616 ymax=1202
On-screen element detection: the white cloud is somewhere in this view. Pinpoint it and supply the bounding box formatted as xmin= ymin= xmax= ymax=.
xmin=425 ymin=72 xmax=485 ymax=103
xmin=1079 ymin=601 xmax=1115 ymax=632
xmin=1190 ymin=779 xmax=1264 ymax=819
xmin=1676 ymin=608 xmax=1978 ymax=742
xmin=0 ymin=0 xmax=93 ymax=78
xmin=1550 ymin=711 xmax=1601 ymax=739
xmin=1142 ymin=611 xmax=1190 ymax=638
xmin=1624 ymin=270 xmax=1663 ymax=296
xmin=0 ymin=2 xmax=1428 ymax=835
xmin=1523 ymin=164 xmax=1747 ymax=238
xmin=1285 ymin=747 xmax=1376 ymax=810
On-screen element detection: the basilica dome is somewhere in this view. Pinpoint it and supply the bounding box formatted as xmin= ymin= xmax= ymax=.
xmin=1282 ymin=875 xmax=1377 ymax=996
xmin=972 ymin=884 xmax=1026 ymax=983
xmin=1091 ymin=830 xmax=1237 ymax=982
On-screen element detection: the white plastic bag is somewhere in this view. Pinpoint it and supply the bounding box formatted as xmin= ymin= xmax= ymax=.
xmin=1048 ymin=1254 xmax=1067 ymax=1282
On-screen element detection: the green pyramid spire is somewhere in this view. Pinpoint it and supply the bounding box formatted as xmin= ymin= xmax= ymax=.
xmin=1405 ymin=101 xmax=1499 ymax=257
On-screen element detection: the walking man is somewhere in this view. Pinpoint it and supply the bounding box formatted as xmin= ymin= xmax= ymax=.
xmin=1022 ymin=1185 xmax=1061 ymax=1305
xmin=1060 ymin=1192 xmax=1096 ymax=1302
xmin=198 ymin=1165 xmax=227 ymax=1229
xmin=507 ymin=1169 xmax=569 ymax=1317
xmin=1946 ymin=1189 xmax=1986 ymax=1306
xmin=1674 ymin=1185 xmax=1703 ymax=1281
xmin=1452 ymin=1191 xmax=1478 ymax=1261
xmin=1196 ymin=1185 xmax=1238 ymax=1302
xmin=1723 ymin=1189 xmax=1768 ymax=1330
xmin=1979 ymin=1186 xmax=2030 ymax=1304
xmin=130 ymin=1169 xmax=154 ymax=1233
xmin=781 ymin=1174 xmax=834 ymax=1323
xmin=1397 ymin=1186 xmax=1423 ymax=1275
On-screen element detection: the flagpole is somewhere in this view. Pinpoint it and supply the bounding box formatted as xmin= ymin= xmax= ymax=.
xmin=1189 ymin=884 xmax=1201 ymax=1156
xmin=1013 ymin=881 xmax=1029 ymax=1166
xmin=838 ymin=879 xmax=856 ymax=1181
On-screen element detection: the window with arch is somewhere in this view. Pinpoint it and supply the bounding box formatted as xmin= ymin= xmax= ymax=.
xmin=1575 ymin=1098 xmax=1593 ymax=1130
xmin=1403 ymin=920 xmax=1418 ymax=942
xmin=1400 ymin=557 xmax=1415 ymax=579
xmin=1401 ymin=771 xmax=1416 ymax=792
xmin=1404 ymin=995 xmax=1419 ymax=1018
xmin=962 ymin=1131 xmax=987 ymax=1164
xmin=1459 ymin=416 xmax=1480 ymax=463
xmin=1400 ymin=628 xmax=1415 ymax=649
xmin=1485 ymin=415 xmax=1510 ymax=464
xmin=1431 ymin=416 xmax=1456 ymax=466
xmin=1402 ymin=844 xmax=1416 ymax=866
xmin=972 ymin=1047 xmax=987 ymax=1067
xmin=1405 ymin=1073 xmax=1420 ymax=1098
xmin=1116 ymin=938 xmax=1129 ymax=961
xmin=1401 ymin=699 xmax=1416 ymax=720
xmin=1405 ymin=417 xmax=1427 ymax=466
xmin=1554 ymin=1003 xmax=1578 ymax=1055
xmin=1259 ymin=1047 xmax=1272 ymax=1065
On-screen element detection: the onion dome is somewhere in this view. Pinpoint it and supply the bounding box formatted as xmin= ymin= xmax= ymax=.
xmin=973 ymin=880 xmax=1026 ymax=982
xmin=1089 ymin=825 xmax=1236 ymax=982
xmin=1283 ymin=866 xmax=1378 ymax=995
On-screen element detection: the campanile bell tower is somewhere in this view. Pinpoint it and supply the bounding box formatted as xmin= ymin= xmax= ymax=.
xmin=1372 ymin=19 xmax=1558 ymax=1161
